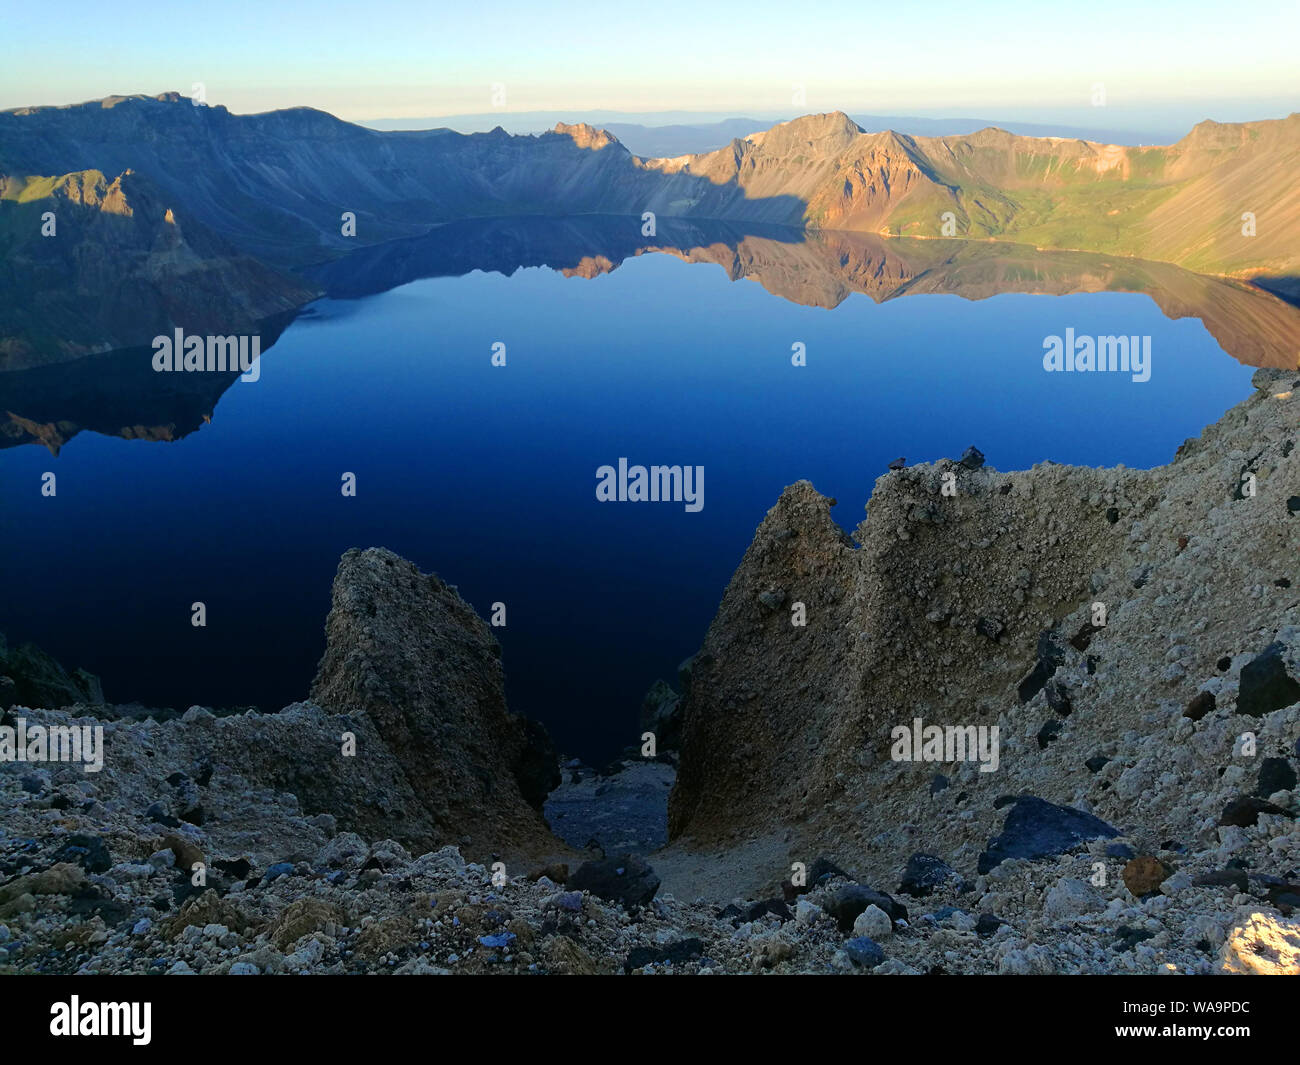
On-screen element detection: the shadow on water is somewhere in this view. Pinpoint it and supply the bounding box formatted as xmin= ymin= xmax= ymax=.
xmin=0 ymin=312 xmax=298 ymax=454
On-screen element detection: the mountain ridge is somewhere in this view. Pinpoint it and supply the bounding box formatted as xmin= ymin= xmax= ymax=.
xmin=2 ymin=95 xmax=1297 ymax=361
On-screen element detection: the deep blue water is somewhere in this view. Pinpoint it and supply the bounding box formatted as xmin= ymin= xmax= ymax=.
xmin=0 ymin=247 xmax=1257 ymax=759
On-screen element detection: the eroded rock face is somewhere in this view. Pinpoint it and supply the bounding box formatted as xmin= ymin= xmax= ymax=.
xmin=310 ymin=548 xmax=560 ymax=859
xmin=668 ymin=481 xmax=859 ymax=840
xmin=667 ymin=367 xmax=1300 ymax=903
xmin=667 ymin=445 xmax=1128 ymax=844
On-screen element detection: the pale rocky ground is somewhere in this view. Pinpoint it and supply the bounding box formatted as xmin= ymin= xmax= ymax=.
xmin=1 ymin=751 xmax=1297 ymax=974
xmin=1 ymin=370 xmax=1297 ymax=975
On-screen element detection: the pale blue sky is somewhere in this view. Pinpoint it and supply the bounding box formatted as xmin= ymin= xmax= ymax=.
xmin=2 ymin=0 xmax=1296 ymax=125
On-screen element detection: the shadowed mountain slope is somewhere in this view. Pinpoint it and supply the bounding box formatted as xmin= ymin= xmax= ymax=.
xmin=0 ymin=166 xmax=313 ymax=368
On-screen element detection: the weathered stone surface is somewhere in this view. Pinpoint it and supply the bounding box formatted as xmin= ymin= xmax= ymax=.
xmin=978 ymin=797 xmax=1117 ymax=874
xmin=567 ymin=854 xmax=660 ymax=910
xmin=1122 ymin=856 xmax=1170 ymax=897
xmin=0 ymin=633 xmax=104 ymax=708
xmin=310 ymin=547 xmax=562 ymax=859
xmin=1218 ymin=912 xmax=1300 ymax=974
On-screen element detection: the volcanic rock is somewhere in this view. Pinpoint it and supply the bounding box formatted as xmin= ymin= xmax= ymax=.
xmin=310 ymin=548 xmax=562 ymax=858
xmin=978 ymin=797 xmax=1118 ymax=874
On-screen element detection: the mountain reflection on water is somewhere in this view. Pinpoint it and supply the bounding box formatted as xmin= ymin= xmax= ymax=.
xmin=4 ymin=215 xmax=1296 ymax=453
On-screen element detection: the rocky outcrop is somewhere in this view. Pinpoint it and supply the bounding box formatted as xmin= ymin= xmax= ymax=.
xmin=552 ymin=122 xmax=620 ymax=151
xmin=1 ymin=549 xmax=566 ymax=868
xmin=310 ymin=548 xmax=561 ymax=858
xmin=668 ymin=368 xmax=1300 ymax=909
xmin=668 ymin=481 xmax=859 ymax=839
xmin=0 ymin=633 xmax=103 ymax=710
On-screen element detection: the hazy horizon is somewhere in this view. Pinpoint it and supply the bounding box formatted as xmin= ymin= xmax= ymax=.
xmin=2 ymin=0 xmax=1296 ymax=129
xmin=7 ymin=92 xmax=1299 ymax=151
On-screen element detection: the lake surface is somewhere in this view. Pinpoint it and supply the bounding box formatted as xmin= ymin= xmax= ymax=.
xmin=0 ymin=218 xmax=1268 ymax=759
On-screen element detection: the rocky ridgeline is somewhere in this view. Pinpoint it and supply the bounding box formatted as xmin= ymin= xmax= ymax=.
xmin=672 ymin=369 xmax=1299 ymax=846
xmin=2 ymin=373 xmax=1298 ymax=974
xmin=657 ymin=366 xmax=1300 ymax=970
xmin=6 ymin=98 xmax=1300 ymax=363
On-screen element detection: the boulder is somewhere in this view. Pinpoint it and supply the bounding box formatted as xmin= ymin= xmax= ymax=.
xmin=1257 ymin=757 xmax=1297 ymax=797
xmin=567 ymin=854 xmax=660 ymax=910
xmin=826 ymin=883 xmax=907 ymax=932
xmin=897 ymin=853 xmax=961 ymax=898
xmin=978 ymin=797 xmax=1118 ymax=874
xmin=1043 ymin=878 xmax=1104 ymax=920
xmin=1219 ymin=796 xmax=1290 ymax=827
xmin=843 ymin=936 xmax=885 ymax=968
xmin=1236 ymin=642 xmax=1300 ymax=717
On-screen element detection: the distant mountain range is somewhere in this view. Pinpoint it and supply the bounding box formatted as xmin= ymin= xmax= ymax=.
xmin=2 ymin=93 xmax=1297 ymax=364
xmin=362 ymin=113 xmax=1175 ymax=156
